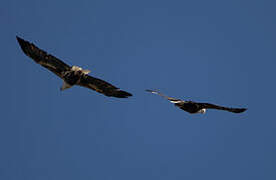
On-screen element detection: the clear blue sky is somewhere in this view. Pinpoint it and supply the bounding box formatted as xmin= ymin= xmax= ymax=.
xmin=1 ymin=0 xmax=275 ymax=179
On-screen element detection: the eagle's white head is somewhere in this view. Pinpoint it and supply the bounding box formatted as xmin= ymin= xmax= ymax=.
xmin=71 ymin=65 xmax=91 ymax=74
xmin=71 ymin=65 xmax=82 ymax=71
xmin=198 ymin=108 xmax=206 ymax=114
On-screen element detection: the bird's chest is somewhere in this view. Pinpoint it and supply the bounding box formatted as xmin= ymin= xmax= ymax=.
xmin=177 ymin=102 xmax=201 ymax=113
xmin=63 ymin=71 xmax=82 ymax=85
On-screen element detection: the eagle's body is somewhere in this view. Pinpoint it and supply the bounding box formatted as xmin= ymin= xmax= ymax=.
xmin=174 ymin=101 xmax=206 ymax=114
xmin=16 ymin=36 xmax=132 ymax=98
xmin=146 ymin=90 xmax=247 ymax=114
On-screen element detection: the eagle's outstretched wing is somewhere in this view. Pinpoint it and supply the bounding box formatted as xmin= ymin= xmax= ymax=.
xmin=145 ymin=89 xmax=182 ymax=102
xmin=199 ymin=103 xmax=247 ymax=113
xmin=78 ymin=75 xmax=132 ymax=98
xmin=16 ymin=36 xmax=71 ymax=78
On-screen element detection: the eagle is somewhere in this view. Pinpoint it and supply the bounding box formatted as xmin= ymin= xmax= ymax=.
xmin=16 ymin=36 xmax=132 ymax=98
xmin=146 ymin=90 xmax=247 ymax=114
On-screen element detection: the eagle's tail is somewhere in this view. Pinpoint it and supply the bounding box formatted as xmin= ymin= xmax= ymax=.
xmin=60 ymin=81 xmax=73 ymax=91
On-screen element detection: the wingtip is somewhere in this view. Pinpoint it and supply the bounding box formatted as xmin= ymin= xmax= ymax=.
xmin=145 ymin=89 xmax=159 ymax=93
xmin=113 ymin=90 xmax=132 ymax=98
xmin=145 ymin=89 xmax=154 ymax=93
xmin=145 ymin=89 xmax=160 ymax=95
xmin=232 ymin=108 xmax=247 ymax=113
xmin=16 ymin=35 xmax=23 ymax=42
xmin=16 ymin=36 xmax=27 ymax=48
xmin=124 ymin=91 xmax=133 ymax=98
xmin=240 ymin=108 xmax=247 ymax=113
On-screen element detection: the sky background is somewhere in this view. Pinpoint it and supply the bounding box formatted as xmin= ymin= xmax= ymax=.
xmin=1 ymin=0 xmax=276 ymax=179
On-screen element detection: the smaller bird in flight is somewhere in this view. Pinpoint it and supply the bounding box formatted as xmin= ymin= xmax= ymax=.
xmin=16 ymin=36 xmax=132 ymax=98
xmin=146 ymin=89 xmax=247 ymax=114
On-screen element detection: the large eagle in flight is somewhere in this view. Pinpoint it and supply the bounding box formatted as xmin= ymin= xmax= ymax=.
xmin=16 ymin=36 xmax=132 ymax=98
xmin=146 ymin=90 xmax=247 ymax=114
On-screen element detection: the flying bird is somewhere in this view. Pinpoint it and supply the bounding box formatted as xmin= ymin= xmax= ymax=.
xmin=146 ymin=90 xmax=247 ymax=114
xmin=16 ymin=36 xmax=132 ymax=98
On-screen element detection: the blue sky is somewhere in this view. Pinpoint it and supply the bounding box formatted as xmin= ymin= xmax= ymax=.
xmin=1 ymin=0 xmax=276 ymax=179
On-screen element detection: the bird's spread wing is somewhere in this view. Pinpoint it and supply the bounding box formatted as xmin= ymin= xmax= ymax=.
xmin=199 ymin=103 xmax=247 ymax=113
xmin=145 ymin=89 xmax=182 ymax=102
xmin=16 ymin=36 xmax=71 ymax=78
xmin=78 ymin=75 xmax=132 ymax=98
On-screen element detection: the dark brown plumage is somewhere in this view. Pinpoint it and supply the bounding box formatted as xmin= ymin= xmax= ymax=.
xmin=146 ymin=89 xmax=247 ymax=114
xmin=16 ymin=36 xmax=132 ymax=98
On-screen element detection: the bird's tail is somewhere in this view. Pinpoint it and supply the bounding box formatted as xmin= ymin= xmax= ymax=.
xmin=145 ymin=89 xmax=179 ymax=101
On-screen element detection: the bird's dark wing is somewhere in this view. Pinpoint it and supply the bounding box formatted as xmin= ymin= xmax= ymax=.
xmin=16 ymin=36 xmax=71 ymax=78
xmin=77 ymin=75 xmax=132 ymax=98
xmin=199 ymin=103 xmax=247 ymax=113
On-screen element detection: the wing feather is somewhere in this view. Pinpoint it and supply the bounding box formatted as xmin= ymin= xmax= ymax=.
xmin=16 ymin=36 xmax=71 ymax=78
xmin=78 ymin=75 xmax=132 ymax=98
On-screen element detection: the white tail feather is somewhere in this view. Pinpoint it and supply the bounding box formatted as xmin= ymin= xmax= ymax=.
xmin=60 ymin=81 xmax=72 ymax=91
